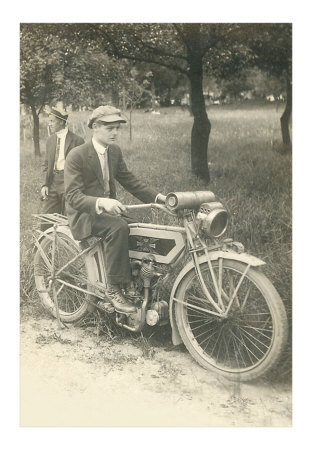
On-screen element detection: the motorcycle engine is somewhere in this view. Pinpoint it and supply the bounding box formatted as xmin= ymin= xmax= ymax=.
xmin=146 ymin=300 xmax=169 ymax=326
xmin=130 ymin=254 xmax=160 ymax=290
xmin=129 ymin=255 xmax=169 ymax=326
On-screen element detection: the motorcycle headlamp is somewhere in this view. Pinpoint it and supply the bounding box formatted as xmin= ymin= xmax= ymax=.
xmin=196 ymin=202 xmax=228 ymax=238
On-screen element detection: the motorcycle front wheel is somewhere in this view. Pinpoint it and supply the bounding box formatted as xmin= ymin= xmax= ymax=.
xmin=34 ymin=232 xmax=94 ymax=323
xmin=174 ymin=259 xmax=288 ymax=381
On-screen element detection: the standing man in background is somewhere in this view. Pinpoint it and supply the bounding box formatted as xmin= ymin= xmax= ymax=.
xmin=41 ymin=108 xmax=84 ymax=215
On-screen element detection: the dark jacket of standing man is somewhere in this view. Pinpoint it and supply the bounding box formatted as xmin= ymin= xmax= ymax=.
xmin=41 ymin=108 xmax=84 ymax=215
xmin=65 ymin=105 xmax=165 ymax=314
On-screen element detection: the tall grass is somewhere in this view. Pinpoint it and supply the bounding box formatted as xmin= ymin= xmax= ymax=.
xmin=20 ymin=104 xmax=292 ymax=360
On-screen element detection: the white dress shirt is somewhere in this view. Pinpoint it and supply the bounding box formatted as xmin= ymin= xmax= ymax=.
xmin=92 ymin=138 xmax=110 ymax=214
xmin=54 ymin=127 xmax=68 ymax=170
xmin=92 ymin=137 xmax=108 ymax=176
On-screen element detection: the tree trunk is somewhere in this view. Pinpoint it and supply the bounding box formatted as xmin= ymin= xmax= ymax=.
xmin=280 ymin=75 xmax=292 ymax=148
xmin=150 ymin=78 xmax=156 ymax=109
xmin=111 ymin=85 xmax=119 ymax=107
xmin=129 ymin=108 xmax=132 ymax=141
xmin=30 ymin=105 xmax=40 ymax=156
xmin=122 ymin=87 xmax=127 ymax=110
xmin=188 ymin=57 xmax=211 ymax=182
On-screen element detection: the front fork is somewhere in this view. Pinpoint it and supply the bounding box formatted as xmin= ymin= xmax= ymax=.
xmin=183 ymin=218 xmax=250 ymax=319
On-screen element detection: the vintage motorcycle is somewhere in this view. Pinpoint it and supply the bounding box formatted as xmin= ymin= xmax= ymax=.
xmin=33 ymin=191 xmax=288 ymax=381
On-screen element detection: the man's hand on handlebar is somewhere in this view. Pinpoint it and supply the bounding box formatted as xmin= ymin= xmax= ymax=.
xmin=98 ymin=198 xmax=126 ymax=215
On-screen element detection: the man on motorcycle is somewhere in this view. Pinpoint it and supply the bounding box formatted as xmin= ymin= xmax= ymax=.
xmin=64 ymin=105 xmax=165 ymax=314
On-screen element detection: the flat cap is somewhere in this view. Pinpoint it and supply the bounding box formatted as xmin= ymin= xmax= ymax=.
xmin=48 ymin=108 xmax=68 ymax=122
xmin=87 ymin=105 xmax=126 ymax=128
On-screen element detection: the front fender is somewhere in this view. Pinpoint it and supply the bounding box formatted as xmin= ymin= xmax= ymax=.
xmin=169 ymin=251 xmax=266 ymax=345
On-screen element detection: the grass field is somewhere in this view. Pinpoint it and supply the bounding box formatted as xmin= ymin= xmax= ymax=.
xmin=20 ymin=104 xmax=292 ymax=373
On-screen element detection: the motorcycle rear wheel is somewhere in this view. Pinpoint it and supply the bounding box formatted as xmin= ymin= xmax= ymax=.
xmin=174 ymin=259 xmax=288 ymax=381
xmin=34 ymin=233 xmax=94 ymax=323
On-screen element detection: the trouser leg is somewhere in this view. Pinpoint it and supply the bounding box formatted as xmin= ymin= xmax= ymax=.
xmin=42 ymin=189 xmax=62 ymax=215
xmin=91 ymin=214 xmax=131 ymax=285
xmin=41 ymin=174 xmax=64 ymax=230
xmin=42 ymin=174 xmax=64 ymax=215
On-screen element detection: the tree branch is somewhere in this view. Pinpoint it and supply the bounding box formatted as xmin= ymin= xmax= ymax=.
xmin=99 ymin=25 xmax=188 ymax=61
xmin=100 ymin=29 xmax=189 ymax=75
xmin=108 ymin=48 xmax=188 ymax=75
xmin=133 ymin=40 xmax=188 ymax=62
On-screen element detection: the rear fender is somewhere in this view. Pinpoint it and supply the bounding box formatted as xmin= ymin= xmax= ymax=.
xmin=169 ymin=251 xmax=266 ymax=345
xmin=36 ymin=225 xmax=76 ymax=243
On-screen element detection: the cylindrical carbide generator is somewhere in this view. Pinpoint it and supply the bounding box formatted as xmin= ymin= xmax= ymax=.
xmin=165 ymin=191 xmax=216 ymax=211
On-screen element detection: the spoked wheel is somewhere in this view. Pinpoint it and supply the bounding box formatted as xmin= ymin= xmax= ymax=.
xmin=174 ymin=259 xmax=288 ymax=381
xmin=34 ymin=232 xmax=94 ymax=322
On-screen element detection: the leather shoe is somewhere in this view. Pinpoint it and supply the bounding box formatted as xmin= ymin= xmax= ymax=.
xmin=106 ymin=286 xmax=136 ymax=314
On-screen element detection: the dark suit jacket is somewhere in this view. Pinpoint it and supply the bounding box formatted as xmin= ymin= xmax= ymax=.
xmin=64 ymin=140 xmax=158 ymax=240
xmin=42 ymin=130 xmax=84 ymax=187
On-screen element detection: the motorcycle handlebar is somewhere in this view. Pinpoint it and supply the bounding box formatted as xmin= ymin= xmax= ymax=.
xmin=126 ymin=203 xmax=154 ymax=210
xmin=125 ymin=203 xmax=176 ymax=216
xmin=125 ymin=192 xmax=219 ymax=214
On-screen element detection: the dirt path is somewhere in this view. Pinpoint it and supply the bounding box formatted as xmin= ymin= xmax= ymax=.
xmin=20 ymin=318 xmax=291 ymax=427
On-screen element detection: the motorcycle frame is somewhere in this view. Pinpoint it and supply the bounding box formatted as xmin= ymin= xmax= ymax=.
xmin=33 ymin=205 xmax=265 ymax=337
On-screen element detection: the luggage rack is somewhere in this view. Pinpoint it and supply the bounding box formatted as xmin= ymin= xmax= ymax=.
xmin=32 ymin=213 xmax=69 ymax=230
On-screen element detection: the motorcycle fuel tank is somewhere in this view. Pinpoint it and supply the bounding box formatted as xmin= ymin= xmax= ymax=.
xmin=128 ymin=223 xmax=186 ymax=264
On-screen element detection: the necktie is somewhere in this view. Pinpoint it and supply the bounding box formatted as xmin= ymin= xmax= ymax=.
xmin=98 ymin=150 xmax=110 ymax=197
xmin=54 ymin=137 xmax=61 ymax=169
xmin=103 ymin=151 xmax=110 ymax=197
